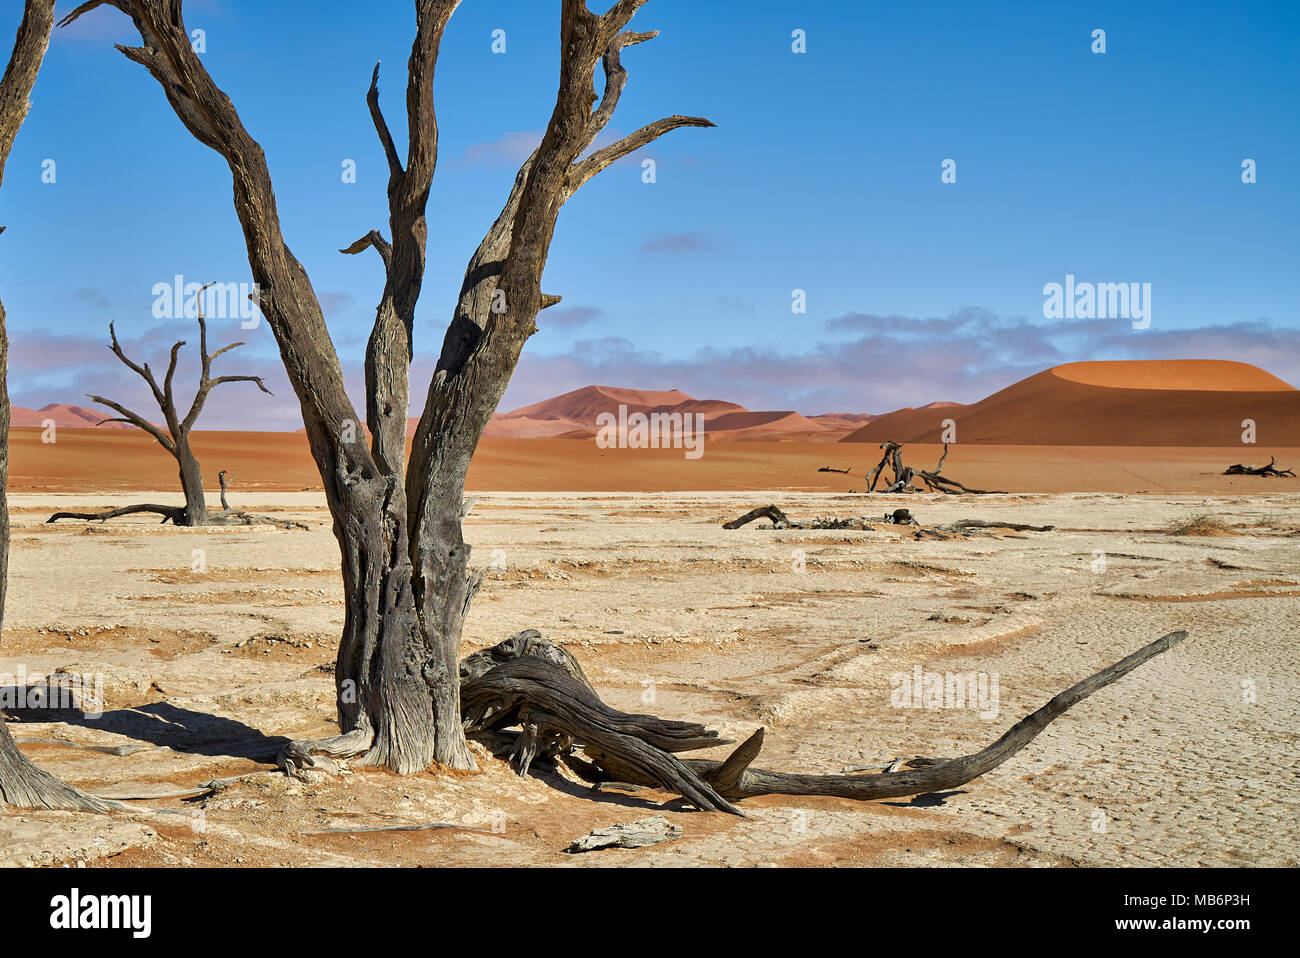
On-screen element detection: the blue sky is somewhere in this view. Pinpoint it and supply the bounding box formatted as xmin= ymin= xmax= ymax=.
xmin=2 ymin=0 xmax=1297 ymax=429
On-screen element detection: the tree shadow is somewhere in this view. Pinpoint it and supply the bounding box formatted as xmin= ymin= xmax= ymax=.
xmin=881 ymin=789 xmax=968 ymax=808
xmin=1 ymin=687 xmax=287 ymax=762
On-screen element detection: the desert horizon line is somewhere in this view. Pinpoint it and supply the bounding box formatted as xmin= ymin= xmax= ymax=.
xmin=9 ymin=356 xmax=1296 ymax=436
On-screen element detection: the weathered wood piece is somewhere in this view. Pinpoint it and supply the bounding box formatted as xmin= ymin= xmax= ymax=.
xmin=565 ymin=816 xmax=682 ymax=853
xmin=1224 ymin=457 xmax=1295 ymax=477
xmin=948 ymin=519 xmax=1054 ymax=532
xmin=723 ymin=505 xmax=796 ymax=529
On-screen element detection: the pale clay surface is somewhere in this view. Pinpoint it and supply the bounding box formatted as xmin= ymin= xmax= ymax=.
xmin=1 ymin=490 xmax=1296 ymax=867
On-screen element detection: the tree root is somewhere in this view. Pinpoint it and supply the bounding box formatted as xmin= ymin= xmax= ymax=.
xmin=304 ymin=820 xmax=498 ymax=836
xmin=0 ymin=722 xmax=128 ymax=812
xmin=277 ymin=727 xmax=375 ymax=782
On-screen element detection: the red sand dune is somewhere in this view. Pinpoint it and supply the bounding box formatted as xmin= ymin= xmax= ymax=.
xmin=482 ymin=385 xmax=863 ymax=441
xmin=810 ymin=413 xmax=876 ymax=431
xmin=10 ymin=403 xmax=139 ymax=429
xmin=702 ymin=410 xmax=841 ymax=441
xmin=843 ymin=360 xmax=1300 ymax=446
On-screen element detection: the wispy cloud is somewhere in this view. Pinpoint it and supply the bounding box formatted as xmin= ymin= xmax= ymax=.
xmin=541 ymin=305 xmax=604 ymax=331
xmin=496 ymin=309 xmax=1300 ymax=416
xmin=456 ymin=130 xmax=542 ymax=169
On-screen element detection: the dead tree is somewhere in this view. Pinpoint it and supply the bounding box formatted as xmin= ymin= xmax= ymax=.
xmin=455 ymin=629 xmax=1190 ymax=813
xmin=45 ymin=284 xmax=272 ymax=527
xmin=865 ymin=441 xmax=1003 ymax=495
xmin=1224 ymin=457 xmax=1295 ymax=477
xmin=63 ymin=0 xmax=714 ymax=774
xmin=0 ymin=0 xmax=121 ymax=812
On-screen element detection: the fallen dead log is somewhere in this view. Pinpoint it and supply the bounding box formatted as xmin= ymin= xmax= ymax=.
xmin=1224 ymin=457 xmax=1295 ymax=477
xmin=722 ymin=505 xmax=794 ymax=529
xmin=457 ymin=629 xmax=1190 ymax=814
xmin=46 ymin=504 xmax=307 ymax=530
xmin=46 ymin=503 xmax=188 ymax=525
xmin=721 ymin=506 xmax=874 ymax=530
xmin=947 ymin=519 xmax=1054 ymax=532
xmin=817 ymin=465 xmax=852 ymax=474
xmin=460 ymin=655 xmax=742 ymax=815
xmin=46 ymin=471 xmax=307 ymax=530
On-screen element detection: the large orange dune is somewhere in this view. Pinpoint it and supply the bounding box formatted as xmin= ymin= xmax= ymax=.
xmin=843 ymin=360 xmax=1300 ymax=446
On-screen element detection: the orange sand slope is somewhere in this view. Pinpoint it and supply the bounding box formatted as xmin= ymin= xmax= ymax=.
xmin=7 ymin=428 xmax=1297 ymax=495
xmin=481 ymin=384 xmax=869 ymax=441
xmin=10 ymin=403 xmax=141 ymax=429
xmin=844 ymin=360 xmax=1300 ymax=446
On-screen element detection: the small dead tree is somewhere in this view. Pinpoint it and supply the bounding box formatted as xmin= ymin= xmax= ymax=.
xmin=0 ymin=0 xmax=120 ymax=812
xmin=1224 ymin=457 xmax=1295 ymax=478
xmin=45 ymin=285 xmax=284 ymax=527
xmin=864 ymin=440 xmax=1003 ymax=495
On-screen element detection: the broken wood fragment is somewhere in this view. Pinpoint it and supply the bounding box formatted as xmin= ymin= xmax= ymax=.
xmin=565 ymin=816 xmax=682 ymax=853
xmin=722 ymin=505 xmax=795 ymax=529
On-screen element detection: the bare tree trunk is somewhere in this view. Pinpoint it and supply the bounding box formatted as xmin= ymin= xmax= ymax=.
xmin=174 ymin=437 xmax=208 ymax=526
xmin=0 ymin=2 xmax=120 ymax=810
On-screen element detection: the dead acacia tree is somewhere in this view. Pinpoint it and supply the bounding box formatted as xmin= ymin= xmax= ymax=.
xmin=865 ymin=440 xmax=1003 ymax=495
xmin=1224 ymin=457 xmax=1295 ymax=478
xmin=45 ymin=284 xmax=281 ymax=527
xmin=0 ymin=0 xmax=120 ymax=812
xmin=63 ymin=0 xmax=715 ymax=774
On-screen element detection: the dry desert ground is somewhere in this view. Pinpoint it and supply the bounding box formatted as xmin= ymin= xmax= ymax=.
xmin=1 ymin=483 xmax=1297 ymax=867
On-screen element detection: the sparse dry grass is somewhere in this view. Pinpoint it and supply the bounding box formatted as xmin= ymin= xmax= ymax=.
xmin=1165 ymin=514 xmax=1235 ymax=537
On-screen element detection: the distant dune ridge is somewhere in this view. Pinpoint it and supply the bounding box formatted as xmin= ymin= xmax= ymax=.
xmin=17 ymin=360 xmax=1298 ymax=447
xmin=842 ymin=360 xmax=1300 ymax=446
xmin=9 ymin=403 xmax=139 ymax=429
xmin=481 ymin=384 xmax=872 ymax=441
